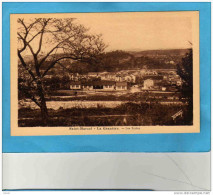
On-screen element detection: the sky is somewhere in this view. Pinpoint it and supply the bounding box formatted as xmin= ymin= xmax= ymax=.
xmin=72 ymin=12 xmax=194 ymax=51
xmin=17 ymin=11 xmax=197 ymax=55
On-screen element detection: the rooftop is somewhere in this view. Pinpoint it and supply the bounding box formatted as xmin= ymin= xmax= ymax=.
xmin=143 ymin=75 xmax=163 ymax=80
xmin=116 ymin=82 xmax=128 ymax=86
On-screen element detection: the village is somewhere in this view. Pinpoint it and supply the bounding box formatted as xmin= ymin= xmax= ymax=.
xmin=19 ymin=67 xmax=186 ymax=127
xmin=40 ymin=67 xmax=185 ymax=105
xmin=69 ymin=68 xmax=181 ymax=92
xmin=56 ymin=68 xmax=182 ymax=93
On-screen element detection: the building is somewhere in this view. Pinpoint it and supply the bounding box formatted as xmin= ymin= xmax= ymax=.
xmin=145 ymin=70 xmax=158 ymax=76
xmin=69 ymin=73 xmax=80 ymax=81
xmin=124 ymin=75 xmax=136 ymax=83
xmin=143 ymin=79 xmax=154 ymax=89
xmin=87 ymin=72 xmax=99 ymax=78
xmin=116 ymin=82 xmax=128 ymax=90
xmin=142 ymin=75 xmax=163 ymax=90
xmin=70 ymin=81 xmax=81 ymax=90
xmin=82 ymin=81 xmax=116 ymax=91
xmin=93 ymin=81 xmax=115 ymax=90
xmin=162 ymin=87 xmax=167 ymax=91
xmin=81 ymin=82 xmax=93 ymax=91
xmin=102 ymin=81 xmax=116 ymax=90
xmin=100 ymin=73 xmax=117 ymax=81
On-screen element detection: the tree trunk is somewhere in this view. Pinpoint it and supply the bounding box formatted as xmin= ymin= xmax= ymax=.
xmin=40 ymin=96 xmax=49 ymax=126
xmin=37 ymin=81 xmax=49 ymax=126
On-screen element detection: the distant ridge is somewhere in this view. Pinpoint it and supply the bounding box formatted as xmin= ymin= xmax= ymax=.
xmin=127 ymin=48 xmax=191 ymax=57
xmin=20 ymin=48 xmax=190 ymax=73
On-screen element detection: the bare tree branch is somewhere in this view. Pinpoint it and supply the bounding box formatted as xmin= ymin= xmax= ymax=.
xmin=42 ymin=56 xmax=82 ymax=78
xmin=35 ymin=19 xmax=51 ymax=56
xmin=19 ymin=86 xmax=41 ymax=107
xmin=38 ymin=35 xmax=76 ymax=68
xmin=17 ymin=17 xmax=107 ymax=124
xmin=18 ymin=32 xmax=36 ymax=57
xmin=18 ymin=50 xmax=36 ymax=81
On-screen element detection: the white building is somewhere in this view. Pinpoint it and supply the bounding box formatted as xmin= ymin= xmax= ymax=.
xmin=143 ymin=79 xmax=154 ymax=89
xmin=70 ymin=81 xmax=81 ymax=90
xmin=116 ymin=82 xmax=128 ymax=90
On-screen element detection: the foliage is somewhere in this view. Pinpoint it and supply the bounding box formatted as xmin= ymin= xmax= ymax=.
xmin=177 ymin=48 xmax=193 ymax=124
xmin=18 ymin=102 xmax=190 ymax=127
xmin=18 ymin=18 xmax=106 ymax=124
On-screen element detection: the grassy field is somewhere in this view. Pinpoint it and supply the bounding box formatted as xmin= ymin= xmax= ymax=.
xmin=46 ymin=90 xmax=182 ymax=102
xmin=18 ymin=102 xmax=192 ymax=127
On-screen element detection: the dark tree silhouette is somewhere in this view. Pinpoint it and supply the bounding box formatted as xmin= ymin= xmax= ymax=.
xmin=17 ymin=18 xmax=106 ymax=125
xmin=177 ymin=48 xmax=193 ymax=124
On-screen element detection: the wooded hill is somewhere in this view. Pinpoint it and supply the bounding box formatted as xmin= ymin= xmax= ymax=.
xmin=21 ymin=49 xmax=191 ymax=75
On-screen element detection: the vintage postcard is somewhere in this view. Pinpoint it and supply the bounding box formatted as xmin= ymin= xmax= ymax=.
xmin=10 ymin=11 xmax=200 ymax=136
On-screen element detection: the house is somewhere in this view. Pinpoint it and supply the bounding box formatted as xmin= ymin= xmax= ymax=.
xmin=115 ymin=75 xmax=123 ymax=82
xmin=92 ymin=81 xmax=115 ymax=91
xmin=81 ymin=81 xmax=93 ymax=91
xmin=70 ymin=81 xmax=81 ymax=90
xmin=108 ymin=73 xmax=117 ymax=80
xmin=88 ymin=72 xmax=99 ymax=78
xmin=116 ymin=82 xmax=128 ymax=90
xmin=142 ymin=75 xmax=163 ymax=90
xmin=145 ymin=70 xmax=158 ymax=76
xmin=82 ymin=81 xmax=116 ymax=91
xmin=163 ymin=75 xmax=168 ymax=80
xmin=143 ymin=79 xmax=154 ymax=89
xmin=102 ymin=81 xmax=116 ymax=90
xmin=139 ymin=69 xmax=147 ymax=76
xmin=69 ymin=73 xmax=80 ymax=81
xmin=162 ymin=87 xmax=167 ymax=91
xmin=124 ymin=75 xmax=136 ymax=83
xmin=101 ymin=73 xmax=117 ymax=81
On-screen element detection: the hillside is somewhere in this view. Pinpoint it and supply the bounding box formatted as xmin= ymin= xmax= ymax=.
xmin=128 ymin=48 xmax=190 ymax=57
xmin=20 ymin=48 xmax=191 ymax=75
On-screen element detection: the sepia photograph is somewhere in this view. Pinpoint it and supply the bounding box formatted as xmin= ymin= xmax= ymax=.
xmin=10 ymin=12 xmax=200 ymax=135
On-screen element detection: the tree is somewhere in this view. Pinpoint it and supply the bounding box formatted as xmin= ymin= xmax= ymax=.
xmin=177 ymin=48 xmax=193 ymax=124
xmin=17 ymin=18 xmax=106 ymax=125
